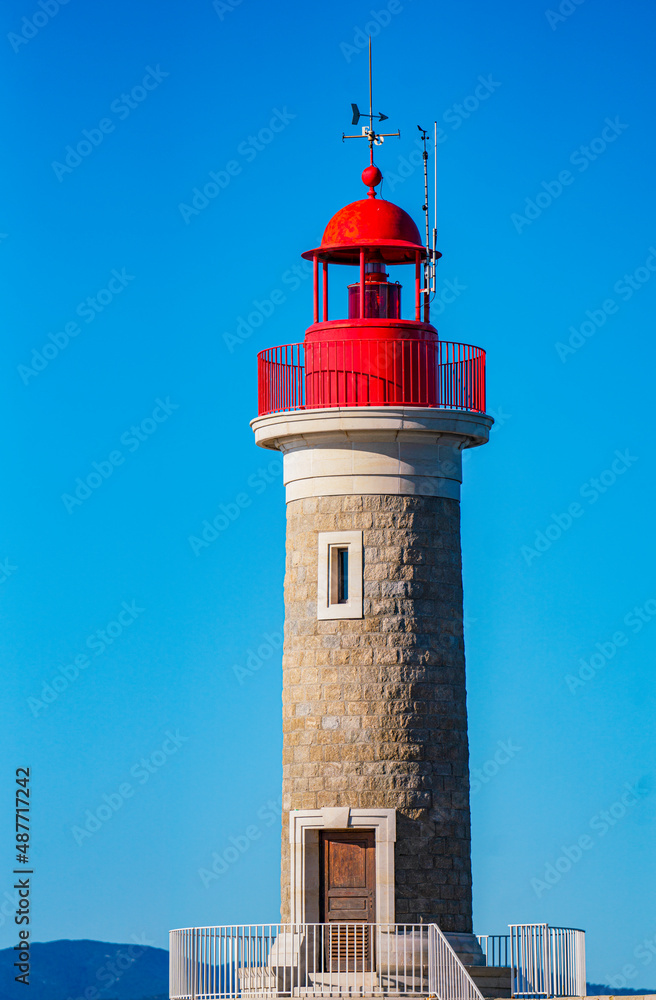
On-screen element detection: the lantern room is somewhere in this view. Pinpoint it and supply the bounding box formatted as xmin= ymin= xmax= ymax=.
xmin=301 ymin=164 xmax=442 ymax=343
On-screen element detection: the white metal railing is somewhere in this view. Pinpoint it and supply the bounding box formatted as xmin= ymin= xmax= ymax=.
xmin=476 ymin=934 xmax=510 ymax=967
xmin=169 ymin=923 xmax=484 ymax=1000
xmin=509 ymin=924 xmax=586 ymax=998
xmin=429 ymin=922 xmax=484 ymax=1000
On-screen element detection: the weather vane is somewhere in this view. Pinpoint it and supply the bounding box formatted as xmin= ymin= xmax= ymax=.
xmin=342 ymin=37 xmax=400 ymax=161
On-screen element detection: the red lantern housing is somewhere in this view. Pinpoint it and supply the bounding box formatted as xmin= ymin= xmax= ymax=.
xmin=300 ymin=166 xmax=442 ymax=407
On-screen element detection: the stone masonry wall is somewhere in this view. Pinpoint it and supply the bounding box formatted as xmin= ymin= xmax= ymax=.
xmin=280 ymin=494 xmax=473 ymax=932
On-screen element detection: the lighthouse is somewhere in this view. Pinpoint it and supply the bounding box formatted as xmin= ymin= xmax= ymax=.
xmin=251 ymin=134 xmax=492 ymax=962
xmin=169 ymin=87 xmax=589 ymax=1000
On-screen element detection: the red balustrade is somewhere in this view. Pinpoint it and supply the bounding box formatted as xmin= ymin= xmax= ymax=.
xmin=257 ymin=340 xmax=486 ymax=417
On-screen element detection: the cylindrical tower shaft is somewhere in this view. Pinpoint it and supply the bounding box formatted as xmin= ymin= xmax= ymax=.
xmin=281 ymin=491 xmax=471 ymax=929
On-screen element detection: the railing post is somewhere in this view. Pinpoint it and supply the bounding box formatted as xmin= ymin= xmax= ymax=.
xmin=169 ymin=931 xmax=174 ymax=999
xmin=323 ymin=261 xmax=328 ymax=322
xmin=191 ymin=927 xmax=197 ymax=1000
xmin=543 ymin=924 xmax=551 ymax=999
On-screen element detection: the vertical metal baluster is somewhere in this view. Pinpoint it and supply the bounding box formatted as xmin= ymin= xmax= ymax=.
xmin=227 ymin=927 xmax=231 ymax=1000
xmin=394 ymin=925 xmax=398 ymax=997
xmin=191 ymin=928 xmax=196 ymax=1000
xmin=311 ymin=923 xmax=316 ymax=997
xmin=273 ymin=349 xmax=277 ymax=413
xmin=421 ymin=341 xmax=425 ymax=404
xmin=323 ymin=262 xmax=328 ymax=323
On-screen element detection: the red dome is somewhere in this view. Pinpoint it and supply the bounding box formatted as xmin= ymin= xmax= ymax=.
xmin=302 ymin=197 xmax=426 ymax=265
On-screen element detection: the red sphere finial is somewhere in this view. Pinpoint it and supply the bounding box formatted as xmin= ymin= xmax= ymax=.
xmin=362 ymin=164 xmax=383 ymax=199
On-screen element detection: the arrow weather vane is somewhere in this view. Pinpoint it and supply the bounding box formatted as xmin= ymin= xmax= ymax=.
xmin=342 ymin=37 xmax=400 ymax=162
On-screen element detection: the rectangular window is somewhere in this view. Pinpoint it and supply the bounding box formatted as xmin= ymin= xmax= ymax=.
xmin=318 ymin=531 xmax=363 ymax=620
xmin=332 ymin=547 xmax=349 ymax=604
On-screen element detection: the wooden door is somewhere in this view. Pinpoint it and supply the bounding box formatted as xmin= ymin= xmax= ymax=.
xmin=320 ymin=830 xmax=375 ymax=971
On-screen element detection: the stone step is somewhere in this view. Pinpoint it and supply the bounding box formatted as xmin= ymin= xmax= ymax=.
xmin=466 ymin=964 xmax=512 ymax=999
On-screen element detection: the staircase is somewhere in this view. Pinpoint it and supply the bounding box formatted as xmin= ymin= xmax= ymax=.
xmin=443 ymin=933 xmax=511 ymax=999
xmin=466 ymin=965 xmax=512 ymax=999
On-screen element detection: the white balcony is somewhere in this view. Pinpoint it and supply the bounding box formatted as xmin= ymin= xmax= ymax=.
xmin=169 ymin=922 xmax=482 ymax=1000
xmin=169 ymin=922 xmax=585 ymax=1000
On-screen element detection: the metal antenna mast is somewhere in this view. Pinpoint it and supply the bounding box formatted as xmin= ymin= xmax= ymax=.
xmin=418 ymin=126 xmax=430 ymax=255
xmin=343 ymin=38 xmax=400 ymax=153
xmin=433 ymin=120 xmax=438 ymax=292
xmin=417 ymin=125 xmax=433 ymax=319
xmin=416 ymin=122 xmax=440 ymax=311
xmin=369 ymin=36 xmax=373 ymax=160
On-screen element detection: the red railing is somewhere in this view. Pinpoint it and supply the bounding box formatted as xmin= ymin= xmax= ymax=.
xmin=257 ymin=340 xmax=486 ymax=416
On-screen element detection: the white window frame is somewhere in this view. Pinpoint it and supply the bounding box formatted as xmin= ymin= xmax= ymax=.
xmin=317 ymin=530 xmax=363 ymax=620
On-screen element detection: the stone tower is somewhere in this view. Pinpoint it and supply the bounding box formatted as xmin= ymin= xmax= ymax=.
xmin=251 ymin=160 xmax=491 ymax=950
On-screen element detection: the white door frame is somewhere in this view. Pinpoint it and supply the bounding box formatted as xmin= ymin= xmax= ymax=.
xmin=288 ymin=807 xmax=396 ymax=924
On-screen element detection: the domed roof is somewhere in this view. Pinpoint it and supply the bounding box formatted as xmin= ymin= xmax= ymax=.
xmin=302 ymin=165 xmax=429 ymax=265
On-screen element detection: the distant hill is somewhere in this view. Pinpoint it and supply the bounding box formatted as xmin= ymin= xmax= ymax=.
xmin=588 ymin=985 xmax=656 ymax=996
xmin=0 ymin=938 xmax=168 ymax=1000
xmin=1 ymin=941 xmax=654 ymax=1000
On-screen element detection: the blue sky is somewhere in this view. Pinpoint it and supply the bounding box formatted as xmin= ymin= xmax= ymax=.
xmin=2 ymin=0 xmax=656 ymax=986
